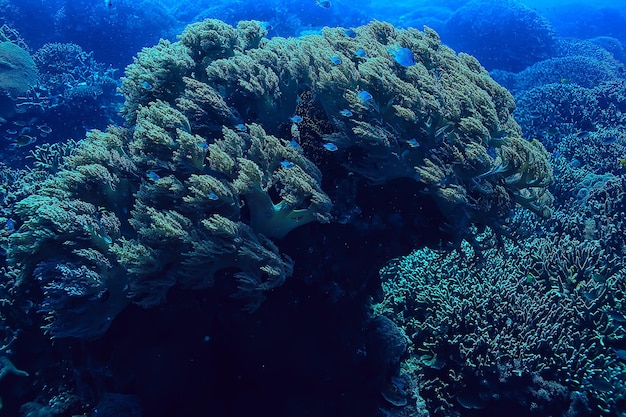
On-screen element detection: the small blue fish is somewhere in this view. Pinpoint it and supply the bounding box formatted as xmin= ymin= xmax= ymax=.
xmin=234 ymin=123 xmax=247 ymax=132
xmin=322 ymin=143 xmax=338 ymax=152
xmin=147 ymin=171 xmax=160 ymax=181
xmin=141 ymin=81 xmax=153 ymax=90
xmin=340 ymin=109 xmax=353 ymax=117
xmin=281 ymin=160 xmax=295 ymax=168
xmin=290 ymin=115 xmax=303 ymax=123
xmin=329 ymin=56 xmax=341 ymax=65
xmin=37 ymin=124 xmax=52 ymax=134
xmin=5 ymin=218 xmax=15 ymax=232
xmin=288 ymin=140 xmax=301 ymax=149
xmin=390 ymin=47 xmax=415 ymax=67
xmin=315 ymin=0 xmax=331 ymax=8
xmin=406 ymin=139 xmax=420 ymax=148
xmin=344 ymin=29 xmax=357 ymax=38
xmin=198 ymin=141 xmax=209 ymax=150
xmin=601 ymin=135 xmax=618 ymax=145
xmin=207 ymin=192 xmax=219 ymax=200
xmin=357 ymin=90 xmax=373 ymax=101
xmin=570 ymin=159 xmax=582 ymax=168
xmin=354 ymin=49 xmax=367 ymax=58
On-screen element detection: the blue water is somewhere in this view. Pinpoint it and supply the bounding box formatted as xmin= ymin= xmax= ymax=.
xmin=1 ymin=0 xmax=626 ymax=416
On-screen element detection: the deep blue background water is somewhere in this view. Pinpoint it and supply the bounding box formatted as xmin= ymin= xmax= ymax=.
xmin=1 ymin=0 xmax=625 ymax=70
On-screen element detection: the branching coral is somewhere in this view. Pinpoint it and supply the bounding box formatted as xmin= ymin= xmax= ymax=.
xmin=374 ymin=232 xmax=626 ymax=415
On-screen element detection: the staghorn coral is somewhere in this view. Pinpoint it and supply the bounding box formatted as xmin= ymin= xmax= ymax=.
xmin=374 ymin=231 xmax=626 ymax=415
xmin=33 ymin=43 xmax=94 ymax=91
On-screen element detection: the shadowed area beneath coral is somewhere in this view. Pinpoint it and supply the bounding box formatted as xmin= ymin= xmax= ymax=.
xmin=87 ymin=283 xmax=382 ymax=417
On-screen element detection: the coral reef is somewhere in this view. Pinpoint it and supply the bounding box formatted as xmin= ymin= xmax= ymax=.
xmin=0 ymin=41 xmax=36 ymax=97
xmin=375 ymin=226 xmax=626 ymax=415
xmin=492 ymin=38 xmax=625 ymax=95
xmin=0 ymin=19 xmax=553 ymax=416
xmin=0 ymin=31 xmax=122 ymax=168
xmin=512 ymin=77 xmax=626 ymax=178
xmin=442 ymin=0 xmax=557 ymax=72
xmin=5 ymin=18 xmax=552 ymax=335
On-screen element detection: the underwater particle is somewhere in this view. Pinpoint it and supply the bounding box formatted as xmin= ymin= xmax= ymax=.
xmin=234 ymin=123 xmax=247 ymax=132
xmin=10 ymin=134 xmax=37 ymax=148
xmin=406 ymin=138 xmax=420 ymax=148
xmin=357 ymin=90 xmax=373 ymax=101
xmin=354 ymin=48 xmax=367 ymax=58
xmin=390 ymin=47 xmax=415 ymax=67
xmin=344 ymin=28 xmax=357 ymax=38
xmin=207 ymin=192 xmax=219 ymax=200
xmin=280 ymin=160 xmax=295 ymax=169
xmin=322 ymin=143 xmax=338 ymax=152
xmin=315 ymin=0 xmax=331 ymax=8
xmin=329 ymin=56 xmax=341 ymax=65
xmin=141 ymin=81 xmax=153 ymax=90
xmin=601 ymin=135 xmax=618 ymax=145
xmin=146 ymin=171 xmax=160 ymax=181
xmin=288 ymin=139 xmax=301 ymax=149
xmin=340 ymin=109 xmax=353 ymax=117
xmin=289 ymin=115 xmax=303 ymax=123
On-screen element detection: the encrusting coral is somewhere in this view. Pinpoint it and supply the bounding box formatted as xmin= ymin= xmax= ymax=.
xmin=5 ymin=19 xmax=552 ymax=338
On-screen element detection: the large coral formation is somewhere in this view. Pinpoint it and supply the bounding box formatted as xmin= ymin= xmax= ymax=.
xmin=0 ymin=41 xmax=36 ymax=97
xmin=5 ymin=19 xmax=551 ymax=339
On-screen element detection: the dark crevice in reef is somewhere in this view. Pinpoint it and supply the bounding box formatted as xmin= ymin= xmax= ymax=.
xmin=84 ymin=281 xmax=383 ymax=417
